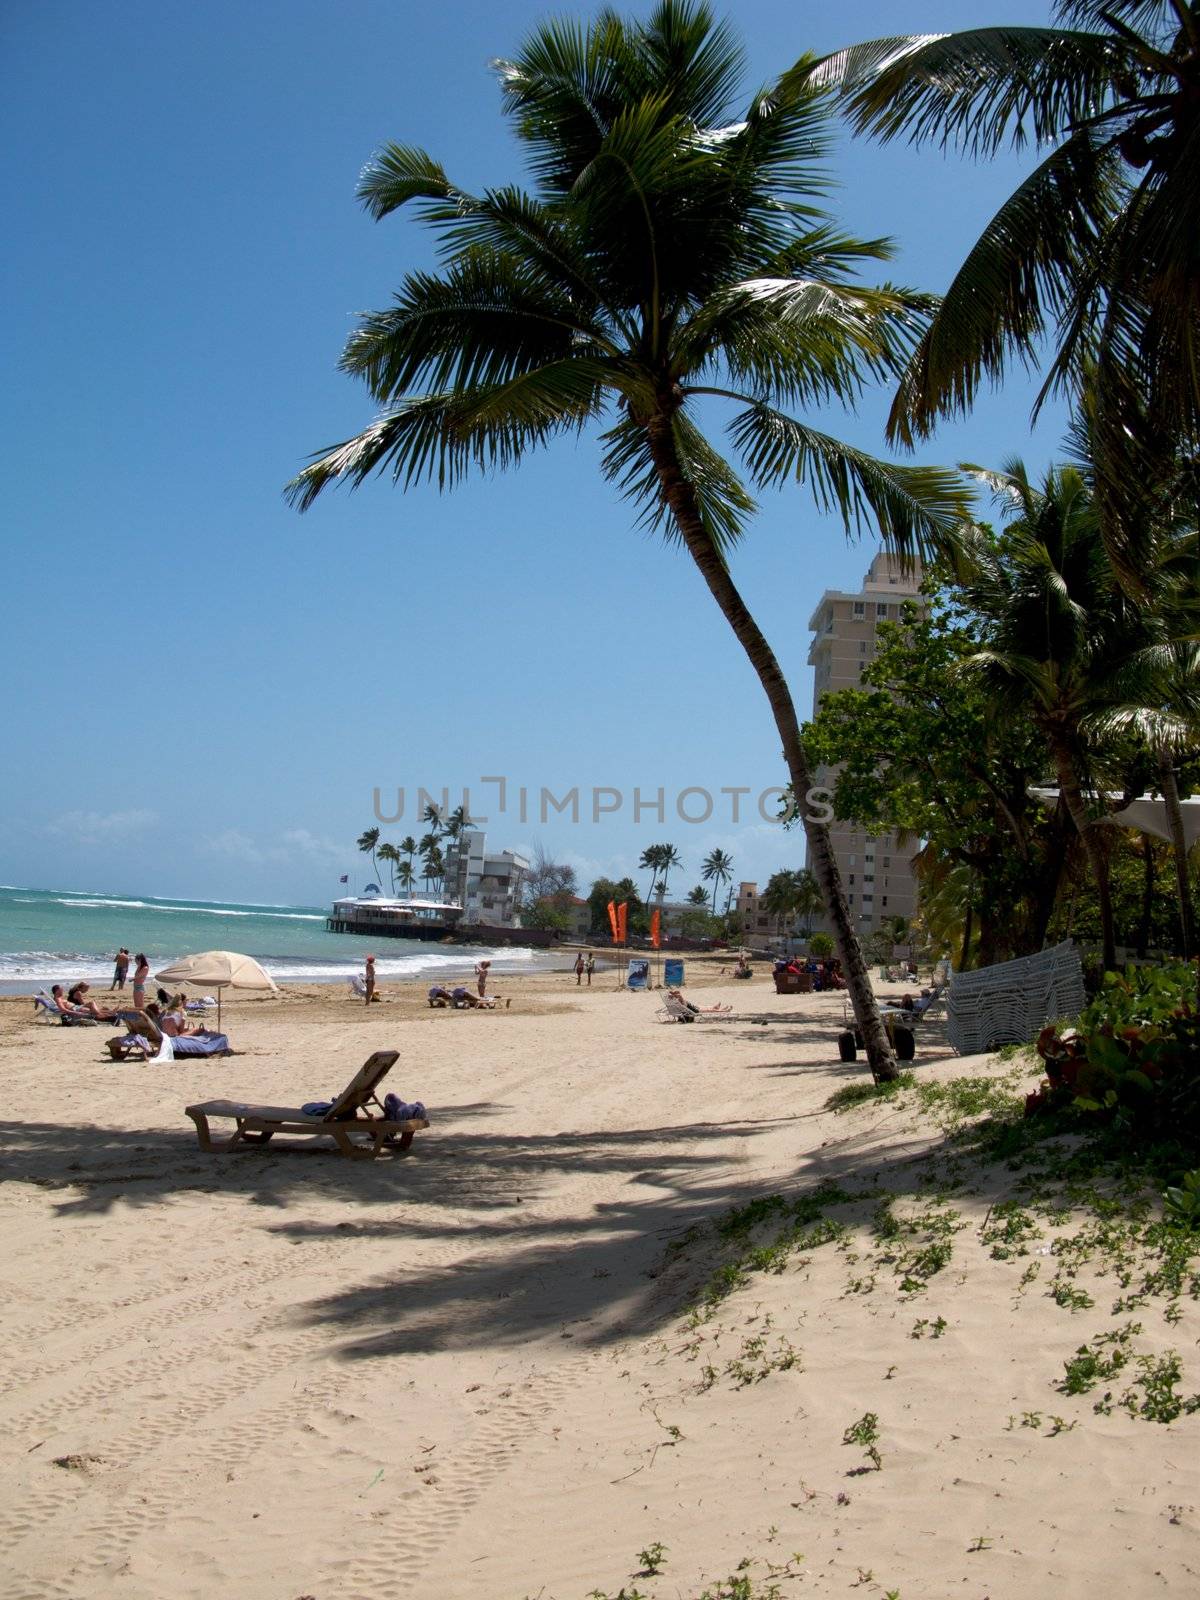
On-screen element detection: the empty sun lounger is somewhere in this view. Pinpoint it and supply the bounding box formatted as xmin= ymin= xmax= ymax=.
xmin=184 ymin=1049 xmax=429 ymax=1161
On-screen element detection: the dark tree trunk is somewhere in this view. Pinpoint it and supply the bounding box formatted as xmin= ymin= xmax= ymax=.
xmin=959 ymin=894 xmax=974 ymax=972
xmin=644 ymin=411 xmax=898 ymax=1081
xmin=1051 ymin=743 xmax=1116 ymax=971
xmin=1159 ymin=755 xmax=1196 ymax=958
xmin=1136 ymin=834 xmax=1156 ymax=959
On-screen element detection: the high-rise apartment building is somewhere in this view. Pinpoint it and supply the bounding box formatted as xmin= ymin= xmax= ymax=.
xmin=805 ymin=552 xmax=923 ymax=937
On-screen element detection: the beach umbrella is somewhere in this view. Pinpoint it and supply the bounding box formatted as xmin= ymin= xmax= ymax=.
xmin=154 ymin=950 xmax=277 ymax=1030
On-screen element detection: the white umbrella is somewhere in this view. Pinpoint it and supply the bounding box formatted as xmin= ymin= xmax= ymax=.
xmin=155 ymin=950 xmax=277 ymax=1030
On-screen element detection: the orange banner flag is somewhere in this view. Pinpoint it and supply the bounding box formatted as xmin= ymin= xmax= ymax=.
xmin=606 ymin=900 xmax=620 ymax=941
xmin=616 ymin=901 xmax=628 ymax=943
xmin=650 ymin=908 xmax=661 ymax=949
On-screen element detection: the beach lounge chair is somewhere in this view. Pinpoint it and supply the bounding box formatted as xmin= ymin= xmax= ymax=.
xmin=34 ymin=993 xmax=99 ymax=1025
xmin=184 ymin=1049 xmax=429 ymax=1161
xmin=348 ymin=974 xmax=368 ymax=998
xmin=657 ymin=991 xmax=734 ymax=1023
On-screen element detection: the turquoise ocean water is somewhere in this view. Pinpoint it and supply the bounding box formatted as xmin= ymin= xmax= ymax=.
xmin=0 ymin=885 xmax=555 ymax=994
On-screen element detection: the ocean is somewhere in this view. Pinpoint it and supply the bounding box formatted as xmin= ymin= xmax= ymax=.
xmin=0 ymin=884 xmax=560 ymax=994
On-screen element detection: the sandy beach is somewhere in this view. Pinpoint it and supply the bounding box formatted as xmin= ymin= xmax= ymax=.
xmin=2 ymin=967 xmax=1197 ymax=1600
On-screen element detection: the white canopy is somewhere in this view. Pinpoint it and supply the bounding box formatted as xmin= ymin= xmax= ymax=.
xmin=1029 ymin=788 xmax=1200 ymax=848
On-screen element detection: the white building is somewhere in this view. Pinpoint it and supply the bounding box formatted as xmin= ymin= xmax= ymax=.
xmin=442 ymin=829 xmax=530 ymax=929
xmin=805 ymin=551 xmax=924 ymax=936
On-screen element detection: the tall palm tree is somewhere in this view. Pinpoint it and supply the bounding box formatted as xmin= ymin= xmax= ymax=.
xmin=793 ymin=867 xmax=824 ymax=937
xmin=956 ymin=458 xmax=1168 ymax=969
xmin=356 ymin=827 xmax=381 ymax=885
xmin=396 ymin=859 xmax=416 ymax=899
xmin=656 ymin=845 xmax=683 ymax=902
xmin=376 ymin=840 xmax=400 ymax=894
xmin=761 ymin=868 xmax=801 ymax=940
xmin=418 ymin=831 xmax=441 ymax=893
xmin=287 ymin=2 xmax=970 ymax=1081
xmin=687 ymin=884 xmax=711 ymax=906
xmin=701 ymin=847 xmax=734 ymax=915
xmin=638 ymin=845 xmax=665 ymax=905
xmin=399 ymin=835 xmax=418 ymax=886
xmin=809 ymin=1 xmax=1200 ymax=579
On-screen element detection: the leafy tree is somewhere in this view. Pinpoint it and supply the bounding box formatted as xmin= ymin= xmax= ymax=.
xmin=395 ymin=859 xmax=416 ymax=898
xmin=793 ymin=868 xmax=824 ymax=936
xmin=701 ymin=847 xmax=734 ymax=914
xmin=686 ymin=884 xmax=710 ymax=906
xmin=761 ymin=869 xmax=802 ymax=939
xmin=956 ymin=461 xmax=1176 ymax=968
xmin=810 ymin=0 xmax=1200 ymax=577
xmin=523 ymin=898 xmax=572 ymax=932
xmin=287 ymin=3 xmax=970 ymax=1078
xmin=356 ymin=827 xmax=381 ymax=884
xmin=587 ymin=876 xmax=649 ymax=938
xmin=803 ymin=595 xmax=1073 ymax=965
xmin=399 ymin=835 xmax=418 ymax=886
xmin=639 ymin=845 xmax=667 ymax=904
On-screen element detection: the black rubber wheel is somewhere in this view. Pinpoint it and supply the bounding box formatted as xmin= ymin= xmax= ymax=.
xmin=893 ymin=1027 xmax=916 ymax=1061
xmin=837 ymin=1030 xmax=857 ymax=1062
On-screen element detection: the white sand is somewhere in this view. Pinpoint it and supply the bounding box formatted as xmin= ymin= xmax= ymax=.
xmin=1 ymin=975 xmax=1197 ymax=1599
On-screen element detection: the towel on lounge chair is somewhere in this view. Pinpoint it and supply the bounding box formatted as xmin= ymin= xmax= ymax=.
xmin=384 ymin=1091 xmax=427 ymax=1121
xmin=172 ymin=1032 xmax=232 ymax=1057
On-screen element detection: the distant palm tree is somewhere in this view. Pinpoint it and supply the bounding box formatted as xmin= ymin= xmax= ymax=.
xmin=356 ymin=827 xmax=381 ymax=884
xmin=444 ymin=804 xmax=469 ymax=841
xmin=687 ymin=884 xmax=710 ymax=906
xmin=701 ymin=847 xmax=734 ymax=915
xmin=396 ymin=859 xmax=416 ymax=899
xmin=286 ymin=3 xmax=969 ymax=1080
xmin=761 ymin=869 xmax=801 ymax=940
xmin=657 ymin=845 xmax=683 ymax=902
xmin=793 ymin=868 xmax=823 ymax=937
xmin=422 ymin=803 xmax=444 ymax=837
xmin=399 ymin=835 xmax=418 ymax=886
xmin=638 ymin=846 xmax=665 ymax=904
xmin=418 ymin=832 xmax=440 ymax=893
xmin=376 ymin=841 xmax=400 ymax=894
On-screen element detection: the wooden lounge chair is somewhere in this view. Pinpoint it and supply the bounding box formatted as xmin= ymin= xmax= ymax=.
xmin=184 ymin=1049 xmax=429 ymax=1161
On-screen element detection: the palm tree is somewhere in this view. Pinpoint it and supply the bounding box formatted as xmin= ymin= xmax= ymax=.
xmin=656 ymin=845 xmax=683 ymax=903
xmin=810 ymin=1 xmax=1200 ymax=578
xmin=396 ymin=859 xmax=416 ymax=899
xmin=761 ymin=868 xmax=801 ymax=941
xmin=287 ymin=2 xmax=970 ymax=1081
xmin=399 ymin=835 xmax=418 ymax=886
xmin=356 ymin=827 xmax=381 ymax=885
xmin=957 ymin=459 xmax=1168 ymax=969
xmin=793 ymin=868 xmax=823 ymax=937
xmin=376 ymin=840 xmax=400 ymax=894
xmin=418 ymin=831 xmax=440 ymax=893
xmin=687 ymin=884 xmax=711 ymax=906
xmin=444 ymin=804 xmax=469 ymax=842
xmin=422 ymin=803 xmax=444 ymax=838
xmin=638 ymin=845 xmax=665 ymax=905
xmin=701 ymin=847 xmax=734 ymax=915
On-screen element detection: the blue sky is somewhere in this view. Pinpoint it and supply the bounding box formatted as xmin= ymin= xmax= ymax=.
xmin=1 ymin=0 xmax=1070 ymax=907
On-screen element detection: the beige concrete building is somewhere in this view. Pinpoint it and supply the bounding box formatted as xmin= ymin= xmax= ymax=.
xmin=805 ymin=552 xmax=922 ymax=939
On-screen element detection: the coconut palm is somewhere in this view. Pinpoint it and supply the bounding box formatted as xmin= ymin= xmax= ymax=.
xmin=809 ymin=1 xmax=1200 ymax=578
xmin=638 ymin=845 xmax=666 ymax=905
xmin=701 ymin=847 xmax=734 ymax=915
xmin=376 ymin=840 xmax=400 ymax=894
xmin=956 ymin=458 xmax=1171 ymax=969
xmin=687 ymin=884 xmax=711 ymax=906
xmin=418 ymin=831 xmax=441 ymax=893
xmin=761 ymin=868 xmax=801 ymax=940
xmin=396 ymin=859 xmax=416 ymax=899
xmin=793 ymin=867 xmax=824 ymax=937
xmin=356 ymin=827 xmax=381 ymax=884
xmin=399 ymin=834 xmax=418 ymax=885
xmin=656 ymin=845 xmax=683 ymax=902
xmin=287 ymin=1 xmax=971 ymax=1081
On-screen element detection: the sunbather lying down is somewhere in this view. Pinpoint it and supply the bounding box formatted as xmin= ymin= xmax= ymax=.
xmin=667 ymin=988 xmax=732 ymax=1015
xmin=428 ymin=985 xmax=510 ymax=1010
xmin=106 ymin=1009 xmax=234 ymax=1061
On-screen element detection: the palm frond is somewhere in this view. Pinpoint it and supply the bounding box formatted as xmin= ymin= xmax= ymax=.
xmin=886 ymin=132 xmax=1125 ymax=444
xmin=728 ymin=404 xmax=970 ymax=561
xmin=812 ymin=28 xmax=1136 ymax=155
xmin=600 ymin=409 xmax=756 ymax=555
xmin=356 ymin=145 xmax=471 ymax=222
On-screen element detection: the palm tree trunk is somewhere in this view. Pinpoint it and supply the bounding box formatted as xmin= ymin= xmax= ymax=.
xmin=1158 ymin=754 xmax=1196 ymax=958
xmin=1136 ymin=835 xmax=1155 ymax=959
xmin=645 ymin=413 xmax=897 ymax=1081
xmin=1051 ymin=745 xmax=1116 ymax=970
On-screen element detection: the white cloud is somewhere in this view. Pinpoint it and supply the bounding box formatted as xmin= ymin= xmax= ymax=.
xmin=47 ymin=808 xmax=158 ymax=844
xmin=203 ymin=826 xmax=345 ymax=867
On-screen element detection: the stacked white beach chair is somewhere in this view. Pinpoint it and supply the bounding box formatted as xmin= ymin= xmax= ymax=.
xmin=946 ymin=939 xmax=1086 ymax=1056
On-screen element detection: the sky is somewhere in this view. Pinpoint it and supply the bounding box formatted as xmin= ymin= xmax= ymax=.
xmin=1 ymin=0 xmax=1072 ymax=908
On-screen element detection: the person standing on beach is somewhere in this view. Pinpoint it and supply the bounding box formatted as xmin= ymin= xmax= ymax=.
xmin=585 ymin=952 xmax=595 ymax=987
xmin=112 ymin=948 xmax=129 ymax=990
xmin=475 ymin=959 xmax=490 ymax=998
xmin=131 ymin=953 xmax=150 ymax=1011
xmin=573 ymin=952 xmax=585 ymax=986
xmin=364 ymin=954 xmax=377 ymax=1006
